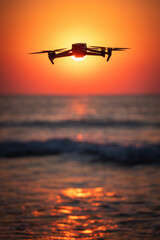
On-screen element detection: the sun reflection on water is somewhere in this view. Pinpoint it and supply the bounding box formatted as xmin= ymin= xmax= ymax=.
xmin=71 ymin=101 xmax=87 ymax=117
xmin=42 ymin=187 xmax=119 ymax=239
xmin=62 ymin=187 xmax=103 ymax=198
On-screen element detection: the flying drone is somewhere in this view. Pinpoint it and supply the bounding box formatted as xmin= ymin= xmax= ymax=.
xmin=30 ymin=43 xmax=129 ymax=64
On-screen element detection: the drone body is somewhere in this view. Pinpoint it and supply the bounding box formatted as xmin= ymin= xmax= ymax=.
xmin=30 ymin=43 xmax=129 ymax=64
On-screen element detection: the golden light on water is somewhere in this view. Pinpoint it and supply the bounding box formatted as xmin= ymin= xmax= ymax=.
xmin=30 ymin=187 xmax=119 ymax=238
xmin=62 ymin=187 xmax=103 ymax=198
xmin=43 ymin=187 xmax=119 ymax=238
xmin=2 ymin=149 xmax=159 ymax=239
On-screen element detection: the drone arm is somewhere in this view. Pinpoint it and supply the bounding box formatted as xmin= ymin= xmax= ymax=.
xmin=86 ymin=52 xmax=102 ymax=56
xmin=55 ymin=53 xmax=73 ymax=59
xmin=87 ymin=48 xmax=102 ymax=53
xmin=54 ymin=50 xmax=72 ymax=59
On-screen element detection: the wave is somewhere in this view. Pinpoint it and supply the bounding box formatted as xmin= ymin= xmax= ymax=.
xmin=0 ymin=119 xmax=159 ymax=128
xmin=0 ymin=138 xmax=160 ymax=165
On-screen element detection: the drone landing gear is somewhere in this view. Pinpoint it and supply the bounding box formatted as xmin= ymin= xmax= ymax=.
xmin=48 ymin=52 xmax=55 ymax=64
xmin=101 ymin=49 xmax=106 ymax=58
xmin=49 ymin=59 xmax=54 ymax=64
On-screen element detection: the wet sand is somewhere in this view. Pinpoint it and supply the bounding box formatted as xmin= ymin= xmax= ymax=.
xmin=0 ymin=155 xmax=160 ymax=239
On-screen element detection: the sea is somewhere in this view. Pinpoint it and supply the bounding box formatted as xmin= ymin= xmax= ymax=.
xmin=0 ymin=95 xmax=160 ymax=239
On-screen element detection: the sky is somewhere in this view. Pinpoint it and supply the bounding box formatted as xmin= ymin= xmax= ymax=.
xmin=0 ymin=0 xmax=160 ymax=95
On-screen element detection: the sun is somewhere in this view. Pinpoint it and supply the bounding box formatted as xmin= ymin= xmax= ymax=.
xmin=71 ymin=55 xmax=86 ymax=61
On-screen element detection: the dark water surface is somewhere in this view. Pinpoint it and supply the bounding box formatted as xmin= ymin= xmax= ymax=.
xmin=0 ymin=155 xmax=160 ymax=239
xmin=0 ymin=95 xmax=160 ymax=145
xmin=0 ymin=96 xmax=160 ymax=239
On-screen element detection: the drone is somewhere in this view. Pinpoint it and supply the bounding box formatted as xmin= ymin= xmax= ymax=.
xmin=30 ymin=43 xmax=129 ymax=64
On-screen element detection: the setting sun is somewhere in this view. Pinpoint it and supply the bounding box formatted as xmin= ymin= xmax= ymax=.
xmin=71 ymin=55 xmax=86 ymax=61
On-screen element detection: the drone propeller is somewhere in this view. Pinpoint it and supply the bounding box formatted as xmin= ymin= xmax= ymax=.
xmin=54 ymin=48 xmax=67 ymax=52
xmin=29 ymin=48 xmax=67 ymax=65
xmin=106 ymin=48 xmax=130 ymax=61
xmin=89 ymin=46 xmax=130 ymax=51
xmin=110 ymin=48 xmax=130 ymax=51
xmin=29 ymin=51 xmax=51 ymax=54
xmin=29 ymin=48 xmax=67 ymax=54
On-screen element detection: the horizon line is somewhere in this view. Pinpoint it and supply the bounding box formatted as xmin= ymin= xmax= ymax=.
xmin=0 ymin=93 xmax=160 ymax=97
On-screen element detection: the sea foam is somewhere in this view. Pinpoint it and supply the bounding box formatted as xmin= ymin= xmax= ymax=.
xmin=0 ymin=138 xmax=159 ymax=165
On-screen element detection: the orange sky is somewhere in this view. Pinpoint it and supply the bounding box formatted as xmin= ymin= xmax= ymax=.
xmin=1 ymin=0 xmax=160 ymax=95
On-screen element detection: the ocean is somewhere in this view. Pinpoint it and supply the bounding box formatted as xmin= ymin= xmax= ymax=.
xmin=0 ymin=95 xmax=160 ymax=239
